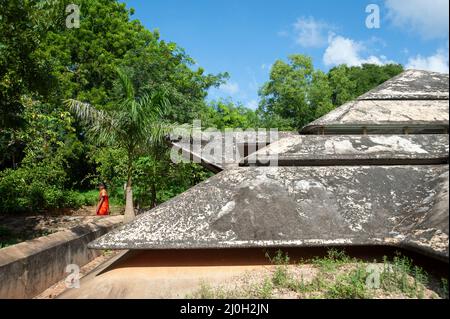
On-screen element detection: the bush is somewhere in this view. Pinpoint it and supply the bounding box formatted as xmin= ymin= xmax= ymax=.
xmin=0 ymin=159 xmax=88 ymax=213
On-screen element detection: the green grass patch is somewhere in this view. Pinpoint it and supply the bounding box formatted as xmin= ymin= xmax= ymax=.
xmin=189 ymin=249 xmax=445 ymax=299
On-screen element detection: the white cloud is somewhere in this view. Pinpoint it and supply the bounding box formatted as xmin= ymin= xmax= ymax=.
xmin=245 ymin=99 xmax=258 ymax=110
xmin=385 ymin=0 xmax=449 ymax=39
xmin=219 ymin=82 xmax=240 ymax=95
xmin=293 ymin=16 xmax=332 ymax=48
xmin=323 ymin=35 xmax=395 ymax=67
xmin=406 ymin=49 xmax=449 ymax=73
xmin=323 ymin=36 xmax=365 ymax=66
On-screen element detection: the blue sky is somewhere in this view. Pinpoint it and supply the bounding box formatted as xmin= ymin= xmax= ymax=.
xmin=122 ymin=0 xmax=449 ymax=109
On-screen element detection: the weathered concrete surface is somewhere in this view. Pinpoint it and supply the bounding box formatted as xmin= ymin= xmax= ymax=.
xmin=89 ymin=166 xmax=449 ymax=261
xmin=0 ymin=216 xmax=123 ymax=299
xmin=301 ymin=70 xmax=449 ymax=135
xmin=301 ymin=100 xmax=449 ymax=134
xmin=172 ymin=131 xmax=297 ymax=172
xmin=241 ymin=135 xmax=449 ymax=166
xmin=58 ymin=249 xmax=277 ymax=299
xmin=59 ymin=246 xmax=448 ymax=299
xmin=359 ymin=70 xmax=449 ymax=100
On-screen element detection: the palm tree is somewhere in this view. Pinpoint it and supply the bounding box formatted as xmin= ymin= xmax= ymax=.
xmin=66 ymin=68 xmax=176 ymax=223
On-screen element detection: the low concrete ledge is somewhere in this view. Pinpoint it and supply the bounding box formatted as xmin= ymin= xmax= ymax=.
xmin=0 ymin=215 xmax=123 ymax=299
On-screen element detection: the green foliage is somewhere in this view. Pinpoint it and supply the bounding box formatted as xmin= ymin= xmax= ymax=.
xmin=380 ymin=254 xmax=429 ymax=298
xmin=204 ymin=100 xmax=260 ymax=130
xmin=259 ymin=55 xmax=320 ymax=129
xmin=88 ymin=147 xmax=127 ymax=195
xmin=325 ymin=265 xmax=371 ymax=299
xmin=266 ymin=249 xmax=290 ymax=265
xmin=258 ymin=55 xmax=404 ymax=129
xmin=312 ymin=248 xmax=352 ymax=272
xmin=0 ymin=0 xmax=405 ymax=216
xmin=1 ymin=0 xmax=224 ymax=216
xmin=133 ymin=154 xmax=210 ymax=208
xmin=0 ymin=0 xmax=57 ymax=129
xmin=0 ymin=158 xmax=90 ymax=213
xmin=189 ymin=250 xmax=437 ymax=299
xmin=328 ymin=64 xmax=404 ymax=106
xmin=257 ymin=278 xmax=274 ymax=299
xmin=272 ymin=265 xmax=290 ymax=287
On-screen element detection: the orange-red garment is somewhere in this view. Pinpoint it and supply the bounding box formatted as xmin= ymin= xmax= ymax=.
xmin=97 ymin=189 xmax=110 ymax=216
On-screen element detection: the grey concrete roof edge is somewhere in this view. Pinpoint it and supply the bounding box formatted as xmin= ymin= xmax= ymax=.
xmin=88 ymin=239 xmax=448 ymax=263
xmin=88 ymin=165 xmax=448 ymax=261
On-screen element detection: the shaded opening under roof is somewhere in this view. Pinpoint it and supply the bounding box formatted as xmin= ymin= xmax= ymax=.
xmin=99 ymin=247 xmax=449 ymax=275
xmin=301 ymin=125 xmax=449 ymax=135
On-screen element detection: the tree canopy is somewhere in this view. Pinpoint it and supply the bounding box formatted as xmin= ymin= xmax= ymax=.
xmin=257 ymin=54 xmax=404 ymax=130
xmin=0 ymin=0 xmax=405 ymax=215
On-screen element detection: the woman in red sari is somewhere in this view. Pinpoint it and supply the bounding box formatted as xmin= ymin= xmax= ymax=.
xmin=96 ymin=183 xmax=110 ymax=216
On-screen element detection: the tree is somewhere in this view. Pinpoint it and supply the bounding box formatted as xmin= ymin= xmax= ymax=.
xmin=328 ymin=65 xmax=356 ymax=107
xmin=258 ymin=55 xmax=323 ymax=129
xmin=0 ymin=0 xmax=58 ymax=128
xmin=205 ymin=100 xmax=259 ymax=130
xmin=66 ymin=69 xmax=176 ymax=222
xmin=258 ymin=55 xmax=404 ymax=129
xmin=328 ymin=64 xmax=404 ymax=106
xmin=309 ymin=70 xmax=334 ymax=118
xmin=119 ymin=39 xmax=227 ymax=124
xmin=0 ymin=0 xmax=62 ymax=168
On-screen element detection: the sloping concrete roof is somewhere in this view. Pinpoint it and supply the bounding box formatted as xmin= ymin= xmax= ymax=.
xmin=241 ymin=135 xmax=449 ymax=166
xmin=301 ymin=70 xmax=449 ymax=134
xmin=172 ymin=131 xmax=297 ymax=172
xmin=359 ymin=70 xmax=449 ymax=100
xmin=89 ymin=165 xmax=449 ymax=260
xmin=91 ymin=70 xmax=449 ymax=262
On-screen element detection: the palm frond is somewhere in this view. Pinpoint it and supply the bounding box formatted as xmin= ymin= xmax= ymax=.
xmin=65 ymin=99 xmax=104 ymax=124
xmin=66 ymin=70 xmax=180 ymax=157
xmin=64 ymin=99 xmax=118 ymax=146
xmin=116 ymin=68 xmax=135 ymax=100
xmin=145 ymin=121 xmax=179 ymax=147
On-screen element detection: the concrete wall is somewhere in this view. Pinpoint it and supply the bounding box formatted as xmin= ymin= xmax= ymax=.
xmin=0 ymin=216 xmax=122 ymax=299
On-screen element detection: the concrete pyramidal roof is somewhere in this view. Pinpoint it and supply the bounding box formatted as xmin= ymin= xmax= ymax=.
xmin=301 ymin=70 xmax=449 ymax=135
xmin=89 ymin=165 xmax=449 ymax=261
xmin=359 ymin=70 xmax=449 ymax=100
xmin=241 ymin=135 xmax=449 ymax=167
xmin=172 ymin=131 xmax=297 ymax=172
xmin=90 ymin=70 xmax=449 ymax=261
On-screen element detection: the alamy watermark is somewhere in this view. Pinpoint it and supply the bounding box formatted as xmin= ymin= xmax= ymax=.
xmin=65 ymin=264 xmax=80 ymax=288
xmin=66 ymin=4 xmax=80 ymax=29
xmin=366 ymin=4 xmax=381 ymax=29
xmin=170 ymin=121 xmax=280 ymax=167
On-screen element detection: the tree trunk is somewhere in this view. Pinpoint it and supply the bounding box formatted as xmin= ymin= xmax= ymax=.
xmin=150 ymin=160 xmax=158 ymax=209
xmin=124 ymin=162 xmax=135 ymax=223
xmin=150 ymin=181 xmax=157 ymax=209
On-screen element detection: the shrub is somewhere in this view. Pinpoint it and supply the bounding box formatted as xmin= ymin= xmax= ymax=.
xmin=0 ymin=159 xmax=88 ymax=213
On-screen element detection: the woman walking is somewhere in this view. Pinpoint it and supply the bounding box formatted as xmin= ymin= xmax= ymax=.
xmin=96 ymin=183 xmax=110 ymax=216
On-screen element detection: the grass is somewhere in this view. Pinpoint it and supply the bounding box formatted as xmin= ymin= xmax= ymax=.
xmin=324 ymin=264 xmax=371 ymax=299
xmin=189 ymin=249 xmax=448 ymax=300
xmin=311 ymin=248 xmax=353 ymax=272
